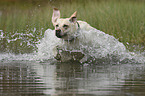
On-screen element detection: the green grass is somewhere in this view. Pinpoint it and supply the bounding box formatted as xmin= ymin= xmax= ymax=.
xmin=0 ymin=0 xmax=145 ymax=53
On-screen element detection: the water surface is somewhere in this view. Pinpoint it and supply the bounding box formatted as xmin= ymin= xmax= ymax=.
xmin=0 ymin=60 xmax=145 ymax=96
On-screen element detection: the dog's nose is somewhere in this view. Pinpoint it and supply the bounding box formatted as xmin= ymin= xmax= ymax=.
xmin=55 ymin=29 xmax=62 ymax=38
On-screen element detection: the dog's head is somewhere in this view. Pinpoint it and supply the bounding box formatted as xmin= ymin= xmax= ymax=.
xmin=52 ymin=8 xmax=79 ymax=41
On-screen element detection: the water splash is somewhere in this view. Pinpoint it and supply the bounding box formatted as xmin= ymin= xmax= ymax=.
xmin=37 ymin=29 xmax=145 ymax=64
xmin=0 ymin=29 xmax=145 ymax=64
xmin=0 ymin=28 xmax=43 ymax=53
xmin=0 ymin=53 xmax=36 ymax=61
xmin=0 ymin=29 xmax=42 ymax=61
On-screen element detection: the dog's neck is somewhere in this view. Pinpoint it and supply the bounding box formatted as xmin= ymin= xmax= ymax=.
xmin=64 ymin=22 xmax=80 ymax=42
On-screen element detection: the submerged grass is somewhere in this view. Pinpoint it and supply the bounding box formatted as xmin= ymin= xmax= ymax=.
xmin=0 ymin=0 xmax=145 ymax=53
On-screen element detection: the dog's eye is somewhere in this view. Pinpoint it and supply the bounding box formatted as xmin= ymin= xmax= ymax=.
xmin=56 ymin=24 xmax=59 ymax=27
xmin=63 ymin=25 xmax=69 ymax=29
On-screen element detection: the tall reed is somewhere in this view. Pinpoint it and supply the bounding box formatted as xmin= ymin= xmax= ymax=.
xmin=0 ymin=0 xmax=144 ymax=52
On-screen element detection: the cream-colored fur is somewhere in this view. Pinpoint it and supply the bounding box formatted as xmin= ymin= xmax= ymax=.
xmin=51 ymin=8 xmax=94 ymax=62
xmin=52 ymin=8 xmax=94 ymax=41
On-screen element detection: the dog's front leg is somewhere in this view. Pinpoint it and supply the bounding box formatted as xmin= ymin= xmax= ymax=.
xmin=55 ymin=53 xmax=61 ymax=61
xmin=54 ymin=46 xmax=73 ymax=62
xmin=53 ymin=46 xmax=61 ymax=61
xmin=59 ymin=51 xmax=73 ymax=62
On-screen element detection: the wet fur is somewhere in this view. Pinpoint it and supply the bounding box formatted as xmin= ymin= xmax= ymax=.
xmin=52 ymin=8 xmax=94 ymax=62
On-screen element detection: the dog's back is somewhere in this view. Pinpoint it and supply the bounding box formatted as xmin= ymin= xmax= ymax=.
xmin=77 ymin=21 xmax=95 ymax=31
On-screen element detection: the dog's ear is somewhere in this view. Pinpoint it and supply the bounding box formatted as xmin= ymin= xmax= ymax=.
xmin=52 ymin=8 xmax=60 ymax=24
xmin=69 ymin=11 xmax=77 ymax=23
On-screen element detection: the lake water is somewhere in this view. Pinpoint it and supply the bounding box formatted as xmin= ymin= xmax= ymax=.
xmin=0 ymin=28 xmax=145 ymax=96
xmin=0 ymin=60 xmax=145 ymax=96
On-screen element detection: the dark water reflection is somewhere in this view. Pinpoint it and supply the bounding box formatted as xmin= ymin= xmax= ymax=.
xmin=0 ymin=61 xmax=145 ymax=96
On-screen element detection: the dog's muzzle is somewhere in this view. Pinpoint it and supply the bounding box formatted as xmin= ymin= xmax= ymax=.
xmin=55 ymin=29 xmax=62 ymax=38
xmin=55 ymin=29 xmax=67 ymax=38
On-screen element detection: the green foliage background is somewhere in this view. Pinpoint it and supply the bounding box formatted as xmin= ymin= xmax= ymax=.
xmin=0 ymin=0 xmax=144 ymax=53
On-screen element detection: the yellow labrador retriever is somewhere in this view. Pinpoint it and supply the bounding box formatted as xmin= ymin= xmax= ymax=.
xmin=49 ymin=8 xmax=127 ymax=63
xmin=51 ymin=8 xmax=95 ymax=62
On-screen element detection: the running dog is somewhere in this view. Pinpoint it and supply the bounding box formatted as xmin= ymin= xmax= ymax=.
xmin=51 ymin=8 xmax=95 ymax=62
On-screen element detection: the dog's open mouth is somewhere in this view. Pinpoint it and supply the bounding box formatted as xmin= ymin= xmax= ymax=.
xmin=55 ymin=30 xmax=76 ymax=42
xmin=55 ymin=29 xmax=67 ymax=38
xmin=55 ymin=31 xmax=75 ymax=42
xmin=55 ymin=31 xmax=67 ymax=38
